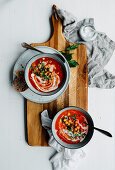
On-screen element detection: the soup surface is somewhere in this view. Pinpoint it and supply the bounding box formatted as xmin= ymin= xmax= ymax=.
xmin=28 ymin=57 xmax=63 ymax=93
xmin=55 ymin=109 xmax=88 ymax=144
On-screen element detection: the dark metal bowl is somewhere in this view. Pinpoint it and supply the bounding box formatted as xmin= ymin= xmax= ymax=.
xmin=52 ymin=106 xmax=94 ymax=149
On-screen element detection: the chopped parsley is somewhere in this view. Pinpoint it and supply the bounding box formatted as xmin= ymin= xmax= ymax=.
xmin=67 ymin=125 xmax=72 ymax=131
xmin=71 ymin=116 xmax=76 ymax=120
xmin=30 ymin=66 xmax=33 ymax=69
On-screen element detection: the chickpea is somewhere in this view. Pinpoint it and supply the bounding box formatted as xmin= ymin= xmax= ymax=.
xmin=63 ymin=119 xmax=66 ymax=122
xmin=68 ymin=120 xmax=71 ymax=123
xmin=75 ymin=120 xmax=78 ymax=124
xmin=77 ymin=126 xmax=80 ymax=129
xmin=65 ymin=121 xmax=68 ymax=125
xmin=75 ymin=128 xmax=77 ymax=131
xmin=74 ymin=131 xmax=76 ymax=134
xmin=68 ymin=113 xmax=70 ymax=116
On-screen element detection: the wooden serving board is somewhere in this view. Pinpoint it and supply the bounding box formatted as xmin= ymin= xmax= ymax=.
xmin=27 ymin=14 xmax=88 ymax=146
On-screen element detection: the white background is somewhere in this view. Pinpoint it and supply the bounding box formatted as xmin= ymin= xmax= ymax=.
xmin=0 ymin=0 xmax=115 ymax=170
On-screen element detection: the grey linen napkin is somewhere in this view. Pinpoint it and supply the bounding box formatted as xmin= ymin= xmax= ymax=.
xmin=41 ymin=110 xmax=85 ymax=170
xmin=56 ymin=8 xmax=115 ymax=88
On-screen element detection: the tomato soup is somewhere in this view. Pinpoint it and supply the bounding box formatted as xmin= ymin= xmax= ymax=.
xmin=28 ymin=57 xmax=63 ymax=93
xmin=55 ymin=109 xmax=88 ymax=144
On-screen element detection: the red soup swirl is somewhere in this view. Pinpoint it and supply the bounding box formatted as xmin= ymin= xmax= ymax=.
xmin=55 ymin=109 xmax=88 ymax=144
xmin=28 ymin=57 xmax=63 ymax=93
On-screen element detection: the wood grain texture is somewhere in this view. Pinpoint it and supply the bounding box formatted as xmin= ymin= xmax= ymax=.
xmin=27 ymin=14 xmax=88 ymax=146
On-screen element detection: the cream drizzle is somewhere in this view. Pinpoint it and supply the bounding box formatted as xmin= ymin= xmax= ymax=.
xmin=31 ymin=72 xmax=60 ymax=92
xmin=59 ymin=117 xmax=88 ymax=142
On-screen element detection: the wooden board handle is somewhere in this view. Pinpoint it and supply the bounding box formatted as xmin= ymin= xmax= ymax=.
xmin=31 ymin=14 xmax=65 ymax=47
xmin=51 ymin=14 xmax=65 ymax=42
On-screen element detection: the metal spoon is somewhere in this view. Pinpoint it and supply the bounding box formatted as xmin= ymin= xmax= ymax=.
xmin=83 ymin=121 xmax=112 ymax=137
xmin=21 ymin=42 xmax=65 ymax=63
xmin=93 ymin=127 xmax=112 ymax=137
xmin=21 ymin=42 xmax=44 ymax=53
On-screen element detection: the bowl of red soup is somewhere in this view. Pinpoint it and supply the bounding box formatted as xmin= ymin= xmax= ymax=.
xmin=52 ymin=107 xmax=94 ymax=149
xmin=25 ymin=53 xmax=70 ymax=96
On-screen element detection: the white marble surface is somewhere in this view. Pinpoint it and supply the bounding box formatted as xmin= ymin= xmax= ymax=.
xmin=0 ymin=0 xmax=115 ymax=170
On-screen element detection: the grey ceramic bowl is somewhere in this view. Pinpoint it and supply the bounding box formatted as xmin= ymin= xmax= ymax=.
xmin=52 ymin=107 xmax=94 ymax=149
xmin=25 ymin=53 xmax=70 ymax=96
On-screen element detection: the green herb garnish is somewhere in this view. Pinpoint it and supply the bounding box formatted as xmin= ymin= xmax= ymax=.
xmin=44 ymin=75 xmax=48 ymax=80
xmin=77 ymin=134 xmax=80 ymax=139
xmin=73 ymin=134 xmax=76 ymax=138
xmin=67 ymin=125 xmax=71 ymax=131
xmin=60 ymin=44 xmax=79 ymax=68
xmin=42 ymin=67 xmax=46 ymax=71
xmin=70 ymin=136 xmax=73 ymax=139
xmin=61 ymin=52 xmax=73 ymax=61
xmin=61 ymin=118 xmax=63 ymax=122
xmin=30 ymin=66 xmax=33 ymax=69
xmin=65 ymin=44 xmax=79 ymax=51
xmin=81 ymin=134 xmax=84 ymax=138
xmin=48 ymin=77 xmax=51 ymax=80
xmin=42 ymin=73 xmax=45 ymax=77
xmin=68 ymin=60 xmax=79 ymax=67
xmin=71 ymin=116 xmax=76 ymax=120
xmin=35 ymin=72 xmax=39 ymax=76
xmin=41 ymin=63 xmax=44 ymax=67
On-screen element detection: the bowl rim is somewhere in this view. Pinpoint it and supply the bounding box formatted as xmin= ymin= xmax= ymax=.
xmin=79 ymin=24 xmax=97 ymax=42
xmin=52 ymin=106 xmax=94 ymax=149
xmin=24 ymin=53 xmax=70 ymax=96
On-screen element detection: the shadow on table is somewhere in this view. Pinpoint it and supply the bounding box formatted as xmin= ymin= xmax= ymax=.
xmin=24 ymin=98 xmax=28 ymax=143
xmin=9 ymin=49 xmax=25 ymax=86
xmin=9 ymin=51 xmax=28 ymax=143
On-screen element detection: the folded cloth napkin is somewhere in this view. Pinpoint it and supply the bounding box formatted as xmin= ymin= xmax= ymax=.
xmin=41 ymin=110 xmax=86 ymax=170
xmin=56 ymin=8 xmax=115 ymax=88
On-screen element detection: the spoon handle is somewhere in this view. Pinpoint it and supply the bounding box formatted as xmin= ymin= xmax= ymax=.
xmin=94 ymin=127 xmax=112 ymax=137
xmin=21 ymin=42 xmax=66 ymax=63
xmin=21 ymin=42 xmax=44 ymax=53
xmin=83 ymin=121 xmax=112 ymax=137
